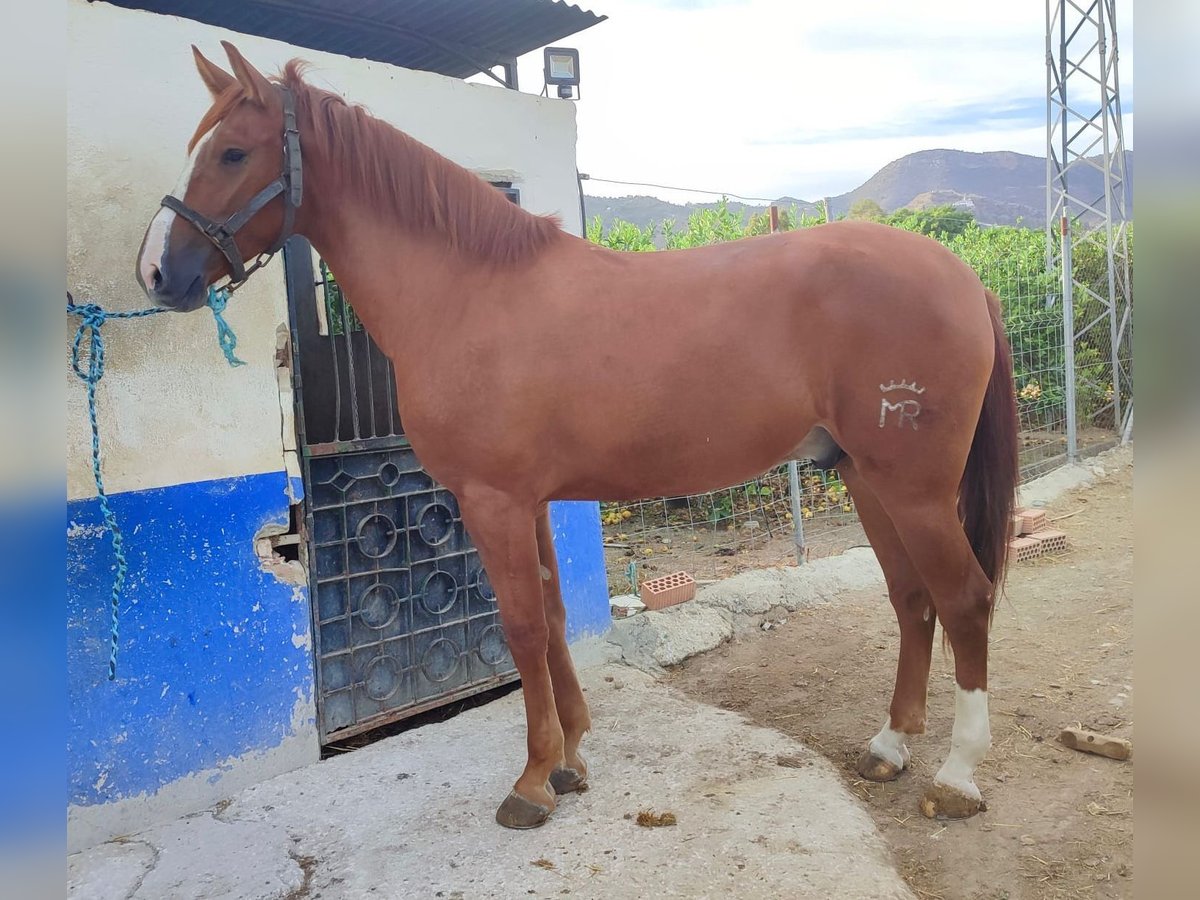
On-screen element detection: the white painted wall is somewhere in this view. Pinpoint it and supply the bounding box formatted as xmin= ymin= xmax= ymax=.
xmin=67 ymin=0 xmax=583 ymax=499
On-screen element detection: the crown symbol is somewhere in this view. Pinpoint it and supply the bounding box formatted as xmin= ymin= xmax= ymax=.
xmin=879 ymin=380 xmax=926 ymax=394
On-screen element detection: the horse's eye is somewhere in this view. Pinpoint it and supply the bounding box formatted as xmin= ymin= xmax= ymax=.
xmin=222 ymin=148 xmax=247 ymax=165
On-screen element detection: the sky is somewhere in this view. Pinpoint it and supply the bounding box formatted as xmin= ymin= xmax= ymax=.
xmin=472 ymin=0 xmax=1135 ymax=205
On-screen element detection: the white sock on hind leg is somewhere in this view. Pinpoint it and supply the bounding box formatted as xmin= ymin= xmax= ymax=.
xmin=868 ymin=722 xmax=912 ymax=770
xmin=933 ymin=687 xmax=990 ymax=799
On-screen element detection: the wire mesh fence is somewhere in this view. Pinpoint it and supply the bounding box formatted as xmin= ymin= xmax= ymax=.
xmin=998 ymin=257 xmax=1073 ymax=479
xmin=600 ymin=464 xmax=863 ymax=596
xmin=1062 ymin=221 xmax=1133 ymax=460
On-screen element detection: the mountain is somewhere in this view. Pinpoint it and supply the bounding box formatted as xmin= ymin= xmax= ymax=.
xmin=584 ymin=149 xmax=1134 ymax=232
xmin=826 ymin=148 xmax=1134 ymax=226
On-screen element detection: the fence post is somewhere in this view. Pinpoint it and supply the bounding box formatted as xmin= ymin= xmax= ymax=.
xmin=1060 ymin=215 xmax=1078 ymax=463
xmin=770 ymin=204 xmax=807 ymax=565
xmin=787 ymin=460 xmax=806 ymax=565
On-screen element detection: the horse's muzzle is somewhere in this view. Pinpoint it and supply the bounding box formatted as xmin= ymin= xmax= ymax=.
xmin=141 ymin=247 xmax=210 ymax=312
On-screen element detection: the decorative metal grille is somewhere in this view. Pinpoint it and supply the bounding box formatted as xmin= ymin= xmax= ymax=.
xmin=306 ymin=445 xmax=511 ymax=740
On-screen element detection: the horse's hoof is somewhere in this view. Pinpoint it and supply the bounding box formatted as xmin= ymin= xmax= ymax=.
xmin=550 ymin=766 xmax=587 ymax=795
xmin=495 ymin=788 xmax=554 ymax=829
xmin=856 ymin=750 xmax=904 ymax=782
xmin=919 ymin=781 xmax=987 ymax=819
xmin=550 ymin=754 xmax=589 ymax=795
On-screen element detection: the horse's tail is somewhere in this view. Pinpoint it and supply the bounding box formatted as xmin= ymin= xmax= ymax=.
xmin=960 ymin=289 xmax=1021 ymax=616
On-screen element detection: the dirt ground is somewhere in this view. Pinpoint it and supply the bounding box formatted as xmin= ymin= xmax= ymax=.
xmin=603 ymin=516 xmax=869 ymax=591
xmin=670 ymin=463 xmax=1133 ymax=900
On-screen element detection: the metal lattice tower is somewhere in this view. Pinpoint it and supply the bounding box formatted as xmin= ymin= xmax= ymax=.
xmin=1045 ymin=0 xmax=1132 ymax=455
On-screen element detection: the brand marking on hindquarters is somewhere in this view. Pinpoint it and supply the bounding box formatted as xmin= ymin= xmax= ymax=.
xmin=878 ymin=380 xmax=926 ymax=430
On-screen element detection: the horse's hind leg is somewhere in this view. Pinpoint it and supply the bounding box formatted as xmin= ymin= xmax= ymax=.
xmin=458 ymin=488 xmax=563 ymax=828
xmin=855 ymin=462 xmax=994 ymax=819
xmin=535 ymin=507 xmax=592 ymax=794
xmin=838 ymin=457 xmax=936 ymax=782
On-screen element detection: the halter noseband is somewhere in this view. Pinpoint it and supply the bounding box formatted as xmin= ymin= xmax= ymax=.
xmin=161 ymin=86 xmax=303 ymax=293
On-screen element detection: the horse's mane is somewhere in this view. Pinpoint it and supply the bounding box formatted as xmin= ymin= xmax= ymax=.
xmin=194 ymin=60 xmax=566 ymax=266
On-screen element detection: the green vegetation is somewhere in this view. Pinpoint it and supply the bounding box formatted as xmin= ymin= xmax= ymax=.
xmin=847 ymin=198 xmax=886 ymax=220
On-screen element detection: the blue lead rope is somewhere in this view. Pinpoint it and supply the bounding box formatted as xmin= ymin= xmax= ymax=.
xmin=69 ymin=301 xmax=164 ymax=681
xmin=68 ymin=287 xmax=242 ymax=680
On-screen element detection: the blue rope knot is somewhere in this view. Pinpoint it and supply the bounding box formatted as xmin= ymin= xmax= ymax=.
xmin=206 ymin=287 xmax=246 ymax=367
xmin=70 ymin=302 xmax=164 ymax=377
xmin=68 ymin=288 xmax=243 ymax=680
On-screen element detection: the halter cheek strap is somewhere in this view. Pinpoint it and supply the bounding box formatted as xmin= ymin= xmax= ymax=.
xmin=161 ymin=86 xmax=303 ymax=292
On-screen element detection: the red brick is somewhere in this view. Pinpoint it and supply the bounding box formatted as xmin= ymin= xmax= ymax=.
xmin=1019 ymin=510 xmax=1048 ymax=535
xmin=1029 ymin=529 xmax=1068 ymax=554
xmin=1009 ymin=536 xmax=1043 ymax=563
xmin=640 ymin=571 xmax=697 ymax=610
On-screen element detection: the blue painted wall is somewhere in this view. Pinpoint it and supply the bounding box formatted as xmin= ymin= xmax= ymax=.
xmin=67 ymin=471 xmax=315 ymax=808
xmin=67 ymin=478 xmax=611 ymax=814
xmin=549 ymin=501 xmax=611 ymax=641
xmin=2 ymin=493 xmax=63 ymax=849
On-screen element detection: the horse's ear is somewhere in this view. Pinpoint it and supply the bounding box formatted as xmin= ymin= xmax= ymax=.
xmin=221 ymin=41 xmax=273 ymax=106
xmin=192 ymin=45 xmax=235 ymax=99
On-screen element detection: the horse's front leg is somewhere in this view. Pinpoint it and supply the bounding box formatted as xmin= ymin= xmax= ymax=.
xmin=535 ymin=507 xmax=592 ymax=794
xmin=460 ymin=487 xmax=563 ymax=829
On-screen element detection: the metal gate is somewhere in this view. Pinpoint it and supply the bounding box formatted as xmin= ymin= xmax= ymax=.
xmin=283 ymin=186 xmax=521 ymax=742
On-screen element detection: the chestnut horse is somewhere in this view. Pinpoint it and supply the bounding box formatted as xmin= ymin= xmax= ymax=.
xmin=137 ymin=44 xmax=1019 ymax=828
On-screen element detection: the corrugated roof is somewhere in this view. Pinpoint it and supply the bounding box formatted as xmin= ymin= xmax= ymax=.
xmin=97 ymin=0 xmax=607 ymax=80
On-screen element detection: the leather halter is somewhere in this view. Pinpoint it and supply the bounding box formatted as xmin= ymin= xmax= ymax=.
xmin=160 ymin=86 xmax=303 ymax=293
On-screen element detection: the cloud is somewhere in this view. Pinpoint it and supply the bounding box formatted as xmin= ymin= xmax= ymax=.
xmin=475 ymin=0 xmax=1134 ymax=202
xmin=750 ymin=97 xmax=1052 ymax=147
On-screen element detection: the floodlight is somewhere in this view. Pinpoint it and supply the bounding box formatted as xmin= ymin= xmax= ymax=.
xmin=543 ymin=47 xmax=581 ymax=99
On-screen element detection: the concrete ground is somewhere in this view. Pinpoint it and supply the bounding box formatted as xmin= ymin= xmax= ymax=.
xmin=69 ymin=447 xmax=1130 ymax=900
xmin=69 ymin=654 xmax=911 ymax=900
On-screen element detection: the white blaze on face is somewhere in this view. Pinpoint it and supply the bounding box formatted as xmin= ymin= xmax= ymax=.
xmin=933 ymin=687 xmax=991 ymax=799
xmin=138 ymin=129 xmax=215 ymax=293
xmin=868 ymin=722 xmax=912 ymax=770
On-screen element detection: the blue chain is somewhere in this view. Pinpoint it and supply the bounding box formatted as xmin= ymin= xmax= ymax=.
xmin=68 ymin=287 xmax=242 ymax=680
